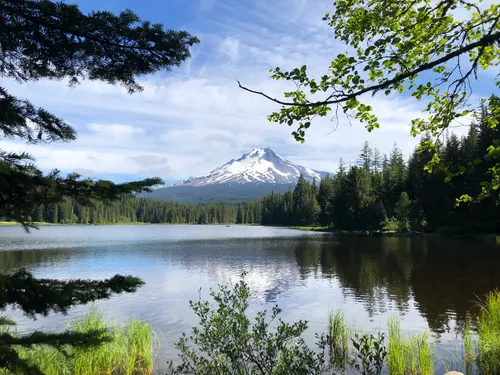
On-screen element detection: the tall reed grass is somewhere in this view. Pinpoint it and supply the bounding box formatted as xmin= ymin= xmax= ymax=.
xmin=327 ymin=309 xmax=350 ymax=369
xmin=2 ymin=309 xmax=154 ymax=375
xmin=477 ymin=290 xmax=500 ymax=374
xmin=386 ymin=317 xmax=434 ymax=375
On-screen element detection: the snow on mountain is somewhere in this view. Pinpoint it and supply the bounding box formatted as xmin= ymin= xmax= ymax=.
xmin=170 ymin=147 xmax=327 ymax=187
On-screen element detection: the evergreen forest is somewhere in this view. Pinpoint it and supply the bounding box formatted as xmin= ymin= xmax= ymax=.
xmin=262 ymin=106 xmax=500 ymax=233
xmin=10 ymin=104 xmax=499 ymax=234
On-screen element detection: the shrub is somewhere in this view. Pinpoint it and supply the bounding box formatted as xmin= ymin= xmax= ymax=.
xmin=167 ymin=274 xmax=329 ymax=374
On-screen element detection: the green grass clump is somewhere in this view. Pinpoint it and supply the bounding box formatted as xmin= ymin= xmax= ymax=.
xmin=477 ymin=290 xmax=500 ymax=374
xmin=387 ymin=317 xmax=407 ymax=375
xmin=387 ymin=317 xmax=434 ymax=375
xmin=4 ymin=309 xmax=154 ymax=375
xmin=414 ymin=332 xmax=434 ymax=375
xmin=464 ymin=322 xmax=474 ymax=362
xmin=462 ymin=319 xmax=478 ymax=375
xmin=327 ymin=309 xmax=350 ymax=368
xmin=18 ymin=345 xmax=69 ymax=375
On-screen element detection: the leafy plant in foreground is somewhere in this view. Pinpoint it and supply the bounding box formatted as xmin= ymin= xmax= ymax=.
xmin=167 ymin=275 xmax=329 ymax=375
xmin=351 ymin=332 xmax=387 ymax=375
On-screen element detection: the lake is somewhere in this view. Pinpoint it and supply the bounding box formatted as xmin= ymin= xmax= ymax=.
xmin=1 ymin=225 xmax=500 ymax=371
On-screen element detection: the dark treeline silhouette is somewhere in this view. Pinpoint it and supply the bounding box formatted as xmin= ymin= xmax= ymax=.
xmin=10 ymin=198 xmax=262 ymax=225
xmin=262 ymin=105 xmax=500 ymax=233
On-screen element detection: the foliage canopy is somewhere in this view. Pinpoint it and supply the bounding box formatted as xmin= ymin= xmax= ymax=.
xmin=239 ymin=0 xmax=500 ymax=201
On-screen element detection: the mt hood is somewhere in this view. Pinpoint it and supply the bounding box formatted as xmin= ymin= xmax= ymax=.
xmin=171 ymin=147 xmax=327 ymax=187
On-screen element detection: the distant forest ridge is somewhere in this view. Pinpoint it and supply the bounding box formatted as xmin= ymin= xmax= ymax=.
xmin=139 ymin=183 xmax=294 ymax=204
xmin=7 ymin=111 xmax=500 ymax=233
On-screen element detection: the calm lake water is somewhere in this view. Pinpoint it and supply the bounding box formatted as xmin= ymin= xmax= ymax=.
xmin=1 ymin=225 xmax=500 ymax=371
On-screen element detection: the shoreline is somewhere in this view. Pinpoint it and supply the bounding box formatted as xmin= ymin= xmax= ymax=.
xmin=0 ymin=222 xmax=256 ymax=227
xmin=0 ymin=221 xmax=150 ymax=227
xmin=289 ymin=225 xmax=500 ymax=240
xmin=1 ymin=222 xmax=497 ymax=241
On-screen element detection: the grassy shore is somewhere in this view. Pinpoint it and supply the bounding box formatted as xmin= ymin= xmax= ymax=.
xmin=1 ymin=310 xmax=154 ymax=375
xmin=324 ymin=291 xmax=500 ymax=375
xmin=2 ymin=292 xmax=500 ymax=374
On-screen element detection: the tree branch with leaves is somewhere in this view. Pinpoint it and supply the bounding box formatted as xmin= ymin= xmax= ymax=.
xmin=239 ymin=0 xmax=499 ymax=201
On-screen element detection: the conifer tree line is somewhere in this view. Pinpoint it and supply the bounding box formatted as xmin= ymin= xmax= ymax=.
xmin=4 ymin=103 xmax=498 ymax=233
xmin=261 ymin=104 xmax=500 ymax=233
xmin=8 ymin=198 xmax=263 ymax=225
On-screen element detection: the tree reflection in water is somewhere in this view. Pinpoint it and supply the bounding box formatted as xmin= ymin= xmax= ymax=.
xmin=292 ymin=235 xmax=500 ymax=335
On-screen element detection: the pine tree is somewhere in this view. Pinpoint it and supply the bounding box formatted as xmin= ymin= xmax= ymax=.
xmin=236 ymin=206 xmax=244 ymax=224
xmin=359 ymin=141 xmax=373 ymax=170
xmin=331 ymin=162 xmax=350 ymax=228
xmin=395 ymin=192 xmax=411 ymax=231
xmin=0 ymin=1 xmax=197 ymax=373
xmin=31 ymin=205 xmax=44 ymax=223
xmin=293 ymin=175 xmax=315 ymax=225
xmin=318 ymin=174 xmax=334 ymax=226
xmin=383 ymin=144 xmax=407 ymax=217
xmin=47 ymin=203 xmax=59 ymax=224
xmin=372 ymin=147 xmax=382 ymax=173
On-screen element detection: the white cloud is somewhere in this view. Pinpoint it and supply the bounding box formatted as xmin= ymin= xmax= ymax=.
xmin=218 ymin=36 xmax=240 ymax=66
xmin=87 ymin=123 xmax=145 ymax=141
xmin=0 ymin=0 xmax=489 ymax=182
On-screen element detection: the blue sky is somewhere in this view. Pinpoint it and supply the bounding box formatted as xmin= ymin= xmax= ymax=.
xmin=1 ymin=0 xmax=497 ymax=183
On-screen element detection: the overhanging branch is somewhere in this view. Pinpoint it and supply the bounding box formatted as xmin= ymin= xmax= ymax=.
xmin=238 ymin=31 xmax=500 ymax=108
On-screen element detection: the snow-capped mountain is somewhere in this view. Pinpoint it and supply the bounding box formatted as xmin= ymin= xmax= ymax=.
xmin=170 ymin=147 xmax=327 ymax=187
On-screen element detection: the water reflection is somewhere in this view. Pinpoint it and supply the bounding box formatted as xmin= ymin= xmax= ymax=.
xmin=1 ymin=226 xmax=500 ymax=340
xmin=0 ymin=249 xmax=73 ymax=272
xmin=291 ymin=235 xmax=500 ymax=334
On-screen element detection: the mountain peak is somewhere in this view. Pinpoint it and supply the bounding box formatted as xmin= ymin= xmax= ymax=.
xmin=170 ymin=147 xmax=328 ymax=187
xmin=250 ymin=146 xmax=270 ymax=153
xmin=239 ymin=147 xmax=282 ymax=161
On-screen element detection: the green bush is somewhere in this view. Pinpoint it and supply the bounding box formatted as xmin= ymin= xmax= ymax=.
xmin=167 ymin=274 xmax=330 ymax=374
xmin=381 ymin=217 xmax=400 ymax=231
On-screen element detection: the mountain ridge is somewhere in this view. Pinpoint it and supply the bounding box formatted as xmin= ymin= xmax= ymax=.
xmin=167 ymin=147 xmax=328 ymax=187
xmin=144 ymin=147 xmax=331 ymax=203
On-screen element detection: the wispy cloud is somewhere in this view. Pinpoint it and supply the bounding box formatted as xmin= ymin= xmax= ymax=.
xmin=218 ymin=36 xmax=240 ymax=67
